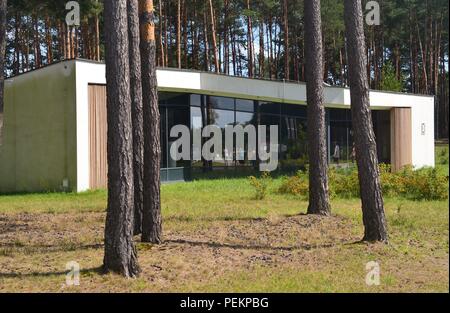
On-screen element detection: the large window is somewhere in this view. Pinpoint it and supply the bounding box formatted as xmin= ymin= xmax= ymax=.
xmin=372 ymin=110 xmax=391 ymax=164
xmin=159 ymin=93 xmax=190 ymax=181
xmin=158 ymin=92 xmax=391 ymax=180
xmin=280 ymin=117 xmax=308 ymax=170
xmin=235 ymin=111 xmax=257 ymax=168
xmin=327 ymin=108 xmax=353 ymax=166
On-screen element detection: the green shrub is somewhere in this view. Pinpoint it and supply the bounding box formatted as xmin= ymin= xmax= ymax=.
xmin=404 ymin=167 xmax=448 ymax=200
xmin=438 ymin=147 xmax=449 ymax=165
xmin=379 ymin=163 xmax=405 ymax=197
xmin=278 ymin=171 xmax=309 ymax=199
xmin=328 ymin=167 xmax=360 ymax=198
xmin=278 ymin=164 xmax=449 ymax=201
xmin=248 ymin=171 xmax=272 ymax=200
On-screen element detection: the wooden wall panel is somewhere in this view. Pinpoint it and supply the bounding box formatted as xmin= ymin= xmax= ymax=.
xmin=390 ymin=108 xmax=412 ymax=172
xmin=88 ymin=84 xmax=108 ymax=189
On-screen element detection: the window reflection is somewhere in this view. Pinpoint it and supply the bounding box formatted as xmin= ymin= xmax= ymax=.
xmin=236 ymin=111 xmax=257 ymax=167
xmin=158 ymin=92 xmax=390 ymax=180
xmin=327 ymin=108 xmax=353 ymax=166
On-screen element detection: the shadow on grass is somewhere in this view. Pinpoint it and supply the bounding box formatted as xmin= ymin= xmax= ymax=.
xmin=165 ymin=212 xmax=335 ymax=223
xmin=165 ymin=238 xmax=339 ymax=251
xmin=0 ymin=242 xmax=103 ymax=253
xmin=0 ymin=266 xmax=103 ymax=279
xmin=164 ymin=215 xmax=267 ymax=223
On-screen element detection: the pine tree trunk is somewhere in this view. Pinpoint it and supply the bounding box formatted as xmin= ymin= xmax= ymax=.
xmin=416 ymin=22 xmax=428 ymax=94
xmin=45 ymin=15 xmax=53 ymax=64
xmin=66 ymin=25 xmax=71 ymax=59
xmin=223 ymin=0 xmax=229 ymax=74
xmin=74 ymin=27 xmax=79 ymax=58
xmin=246 ymin=0 xmax=254 ymax=77
xmin=14 ymin=13 xmax=20 ymax=75
xmin=209 ymin=0 xmax=220 ymax=73
xmin=344 ymin=0 xmax=388 ymax=243
xmin=60 ymin=21 xmax=66 ymax=60
xmin=33 ymin=14 xmax=42 ymax=68
xmin=159 ymin=0 xmax=165 ymax=66
xmin=232 ymin=26 xmax=237 ymax=75
xmin=95 ymin=14 xmax=100 ymax=61
xmin=0 ymin=0 xmax=6 ymax=114
xmin=176 ymin=0 xmax=181 ymax=68
xmin=103 ymin=0 xmax=141 ymax=278
xmin=182 ymin=0 xmax=188 ymax=68
xmin=283 ymin=0 xmax=290 ymax=80
xmin=192 ymin=1 xmax=199 ymax=69
xmin=304 ymin=0 xmax=331 ymax=216
xmin=139 ymin=0 xmax=163 ymax=244
xmin=203 ymin=11 xmax=210 ymax=71
xmin=409 ymin=9 xmax=415 ymax=93
xmin=339 ymin=47 xmax=345 ymax=86
xmin=259 ymin=20 xmax=265 ymax=78
xmin=267 ymin=20 xmax=273 ymax=79
xmin=440 ymin=51 xmax=448 ymax=137
xmin=164 ymin=4 xmax=168 ymax=67
xmin=128 ymin=0 xmax=145 ymax=236
xmin=24 ymin=28 xmax=30 ymax=70
xmin=70 ymin=28 xmax=75 ymax=59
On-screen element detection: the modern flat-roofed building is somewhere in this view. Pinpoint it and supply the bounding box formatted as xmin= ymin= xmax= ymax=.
xmin=0 ymin=59 xmax=435 ymax=193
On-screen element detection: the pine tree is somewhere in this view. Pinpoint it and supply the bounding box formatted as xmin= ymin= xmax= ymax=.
xmin=344 ymin=0 xmax=388 ymax=242
xmin=103 ymin=0 xmax=141 ymax=277
xmin=139 ymin=0 xmax=162 ymax=244
xmin=304 ymin=0 xmax=331 ymax=216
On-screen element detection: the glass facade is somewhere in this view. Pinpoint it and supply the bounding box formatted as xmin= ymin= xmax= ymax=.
xmin=158 ymin=92 xmax=391 ymax=181
xmin=327 ymin=108 xmax=353 ymax=165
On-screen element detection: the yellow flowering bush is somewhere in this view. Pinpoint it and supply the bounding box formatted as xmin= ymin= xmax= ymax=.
xmin=248 ymin=171 xmax=272 ymax=200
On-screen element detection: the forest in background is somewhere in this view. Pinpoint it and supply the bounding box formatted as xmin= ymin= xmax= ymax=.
xmin=4 ymin=0 xmax=449 ymax=138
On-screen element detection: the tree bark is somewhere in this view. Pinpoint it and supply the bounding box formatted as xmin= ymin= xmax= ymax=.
xmin=103 ymin=0 xmax=141 ymax=277
xmin=95 ymin=14 xmax=100 ymax=61
xmin=158 ymin=0 xmax=165 ymax=66
xmin=182 ymin=0 xmax=188 ymax=68
xmin=344 ymin=0 xmax=388 ymax=242
xmin=208 ymin=0 xmax=220 ymax=73
xmin=283 ymin=0 xmax=290 ymax=80
xmin=128 ymin=0 xmax=145 ymax=236
xmin=0 ymin=0 xmax=6 ymax=115
xmin=304 ymin=0 xmax=331 ymax=216
xmin=139 ymin=0 xmax=162 ymax=244
xmin=203 ymin=11 xmax=210 ymax=71
xmin=246 ymin=0 xmax=254 ymax=77
xmin=45 ymin=15 xmax=53 ymax=65
xmin=13 ymin=12 xmax=20 ymax=75
xmin=176 ymin=0 xmax=181 ymax=68
xmin=33 ymin=14 xmax=42 ymax=68
xmin=259 ymin=19 xmax=265 ymax=78
xmin=223 ymin=0 xmax=229 ymax=74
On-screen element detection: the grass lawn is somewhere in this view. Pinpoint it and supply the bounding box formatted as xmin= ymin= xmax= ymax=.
xmin=436 ymin=143 xmax=449 ymax=175
xmin=0 ymin=175 xmax=448 ymax=293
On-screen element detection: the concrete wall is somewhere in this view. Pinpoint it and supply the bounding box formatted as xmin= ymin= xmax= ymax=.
xmin=0 ymin=62 xmax=78 ymax=193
